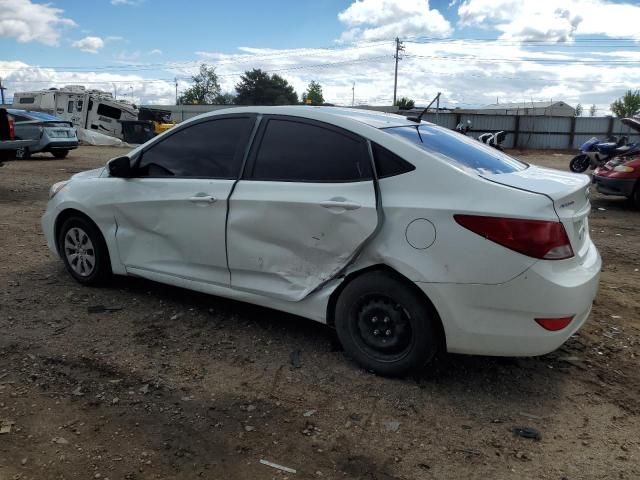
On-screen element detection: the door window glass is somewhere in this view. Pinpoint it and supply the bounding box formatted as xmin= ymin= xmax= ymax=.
xmin=96 ymin=103 xmax=122 ymax=120
xmin=136 ymin=117 xmax=254 ymax=178
xmin=251 ymin=119 xmax=371 ymax=182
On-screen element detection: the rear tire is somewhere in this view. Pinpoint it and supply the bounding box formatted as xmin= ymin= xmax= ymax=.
xmin=15 ymin=147 xmax=30 ymax=160
xmin=334 ymin=271 xmax=440 ymax=376
xmin=52 ymin=150 xmax=69 ymax=159
xmin=631 ymin=183 xmax=640 ymax=210
xmin=569 ymin=154 xmax=589 ymax=173
xmin=57 ymin=215 xmax=111 ymax=286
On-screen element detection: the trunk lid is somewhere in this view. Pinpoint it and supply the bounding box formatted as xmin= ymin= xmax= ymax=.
xmin=482 ymin=166 xmax=592 ymax=261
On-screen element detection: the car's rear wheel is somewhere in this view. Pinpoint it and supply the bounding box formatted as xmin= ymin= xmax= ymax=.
xmin=57 ymin=215 xmax=111 ymax=285
xmin=334 ymin=271 xmax=440 ymax=376
xmin=15 ymin=147 xmax=31 ymax=160
xmin=569 ymin=154 xmax=589 ymax=173
xmin=52 ymin=150 xmax=69 ymax=159
xmin=631 ymin=182 xmax=640 ymax=210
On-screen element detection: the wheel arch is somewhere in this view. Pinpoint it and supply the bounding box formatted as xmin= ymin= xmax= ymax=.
xmin=326 ymin=264 xmax=447 ymax=351
xmin=54 ymin=208 xmax=105 ymax=255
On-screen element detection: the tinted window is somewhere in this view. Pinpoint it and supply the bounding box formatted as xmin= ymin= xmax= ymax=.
xmin=137 ymin=117 xmax=253 ymax=178
xmin=9 ymin=114 xmax=30 ymax=122
xmin=18 ymin=97 xmax=35 ymax=104
xmin=97 ymin=103 xmax=122 ymax=120
xmin=372 ymin=143 xmax=415 ymax=178
xmin=251 ymin=119 xmax=371 ymax=182
xmin=386 ymin=124 xmax=526 ymax=175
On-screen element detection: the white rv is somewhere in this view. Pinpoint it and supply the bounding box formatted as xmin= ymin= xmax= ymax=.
xmin=12 ymin=86 xmax=138 ymax=139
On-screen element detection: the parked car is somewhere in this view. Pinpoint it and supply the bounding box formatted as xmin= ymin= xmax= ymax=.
xmin=41 ymin=106 xmax=601 ymax=376
xmin=8 ymin=109 xmax=79 ymax=159
xmin=0 ymin=107 xmax=38 ymax=166
xmin=593 ymin=154 xmax=640 ymax=208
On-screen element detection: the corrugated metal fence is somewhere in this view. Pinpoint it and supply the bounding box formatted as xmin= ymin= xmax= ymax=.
xmin=415 ymin=112 xmax=640 ymax=150
xmin=143 ymin=104 xmax=639 ymax=150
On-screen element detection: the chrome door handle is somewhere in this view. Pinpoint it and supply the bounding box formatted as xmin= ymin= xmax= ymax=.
xmin=188 ymin=195 xmax=217 ymax=204
xmin=320 ymin=200 xmax=361 ymax=211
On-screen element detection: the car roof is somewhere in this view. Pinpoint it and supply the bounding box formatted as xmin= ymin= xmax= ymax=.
xmin=197 ymin=105 xmax=418 ymax=129
xmin=7 ymin=109 xmax=63 ymax=121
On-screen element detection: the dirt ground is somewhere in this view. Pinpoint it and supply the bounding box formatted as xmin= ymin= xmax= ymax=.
xmin=0 ymin=147 xmax=638 ymax=480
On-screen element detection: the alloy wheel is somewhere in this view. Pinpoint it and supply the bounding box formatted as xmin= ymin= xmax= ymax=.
xmin=64 ymin=227 xmax=96 ymax=277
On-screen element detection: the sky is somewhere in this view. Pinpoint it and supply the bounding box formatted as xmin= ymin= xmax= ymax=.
xmin=0 ymin=0 xmax=639 ymax=114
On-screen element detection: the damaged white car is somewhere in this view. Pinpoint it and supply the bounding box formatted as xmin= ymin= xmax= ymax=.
xmin=42 ymin=106 xmax=601 ymax=376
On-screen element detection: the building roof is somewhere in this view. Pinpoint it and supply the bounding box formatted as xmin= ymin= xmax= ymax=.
xmin=478 ymin=101 xmax=573 ymax=110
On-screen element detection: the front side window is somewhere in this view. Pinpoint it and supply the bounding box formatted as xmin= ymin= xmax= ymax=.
xmin=136 ymin=117 xmax=254 ymax=178
xmin=386 ymin=124 xmax=526 ymax=175
xmin=96 ymin=103 xmax=122 ymax=120
xmin=250 ymin=119 xmax=371 ymax=182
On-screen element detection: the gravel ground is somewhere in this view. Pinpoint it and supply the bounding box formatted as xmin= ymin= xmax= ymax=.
xmin=0 ymin=146 xmax=638 ymax=480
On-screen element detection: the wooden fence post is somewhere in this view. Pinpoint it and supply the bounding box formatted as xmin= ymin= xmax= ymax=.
xmin=513 ymin=115 xmax=520 ymax=149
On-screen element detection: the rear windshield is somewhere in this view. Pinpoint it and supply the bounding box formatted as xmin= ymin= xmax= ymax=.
xmin=385 ymin=124 xmax=526 ymax=175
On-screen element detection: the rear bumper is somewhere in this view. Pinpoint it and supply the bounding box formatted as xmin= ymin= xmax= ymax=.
xmin=417 ymin=241 xmax=601 ymax=357
xmin=593 ymin=175 xmax=636 ymax=197
xmin=42 ymin=140 xmax=79 ymax=151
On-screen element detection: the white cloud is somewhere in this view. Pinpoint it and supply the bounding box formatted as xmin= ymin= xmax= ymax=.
xmin=0 ymin=0 xmax=75 ymax=46
xmin=338 ymin=0 xmax=452 ymax=42
xmin=148 ymin=49 xmax=162 ymax=55
xmin=71 ymin=36 xmax=105 ymax=54
xmin=458 ymin=0 xmax=640 ymax=41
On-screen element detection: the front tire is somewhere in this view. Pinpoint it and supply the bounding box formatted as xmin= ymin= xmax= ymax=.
xmin=334 ymin=271 xmax=440 ymax=376
xmin=57 ymin=216 xmax=111 ymax=285
xmin=52 ymin=150 xmax=69 ymax=159
xmin=570 ymin=154 xmax=589 ymax=173
xmin=631 ymin=183 xmax=640 ymax=210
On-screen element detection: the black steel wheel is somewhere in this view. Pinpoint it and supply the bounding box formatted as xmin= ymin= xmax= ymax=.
xmin=569 ymin=154 xmax=589 ymax=173
xmin=15 ymin=146 xmax=31 ymax=160
xmin=335 ymin=271 xmax=440 ymax=376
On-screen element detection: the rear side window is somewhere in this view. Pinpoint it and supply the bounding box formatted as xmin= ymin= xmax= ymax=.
xmin=372 ymin=143 xmax=415 ymax=178
xmin=97 ymin=103 xmax=122 ymax=120
xmin=250 ymin=119 xmax=371 ymax=182
xmin=386 ymin=124 xmax=526 ymax=175
xmin=18 ymin=97 xmax=35 ymax=104
xmin=136 ymin=117 xmax=254 ymax=178
xmin=9 ymin=114 xmax=29 ymax=122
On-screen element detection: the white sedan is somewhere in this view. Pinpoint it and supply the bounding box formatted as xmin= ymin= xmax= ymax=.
xmin=42 ymin=106 xmax=601 ymax=376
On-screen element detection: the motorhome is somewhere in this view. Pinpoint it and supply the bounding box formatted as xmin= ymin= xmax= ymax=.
xmin=12 ymin=86 xmax=138 ymax=139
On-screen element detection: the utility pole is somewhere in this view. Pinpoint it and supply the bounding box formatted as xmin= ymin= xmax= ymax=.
xmin=393 ymin=37 xmax=405 ymax=106
xmin=113 ymin=83 xmax=117 ymax=100
xmin=0 ymin=78 xmax=6 ymax=105
xmin=174 ymin=77 xmax=178 ymax=105
xmin=351 ymin=82 xmax=355 ymax=107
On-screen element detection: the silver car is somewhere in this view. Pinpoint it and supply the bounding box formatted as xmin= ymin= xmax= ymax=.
xmin=8 ymin=109 xmax=79 ymax=159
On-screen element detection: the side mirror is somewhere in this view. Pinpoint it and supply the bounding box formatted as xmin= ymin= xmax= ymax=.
xmin=108 ymin=155 xmax=133 ymax=178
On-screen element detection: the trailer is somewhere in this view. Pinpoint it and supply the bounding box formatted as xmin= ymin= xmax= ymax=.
xmin=12 ymin=86 xmax=138 ymax=140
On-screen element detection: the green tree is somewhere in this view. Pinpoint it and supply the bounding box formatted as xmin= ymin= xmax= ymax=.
xmin=216 ymin=93 xmax=236 ymax=105
xmin=178 ymin=64 xmax=222 ymax=105
xmin=235 ymin=69 xmax=298 ymax=105
xmin=575 ymin=103 xmax=583 ymax=116
xmin=302 ymin=80 xmax=324 ymax=105
xmin=395 ymin=97 xmax=415 ymax=110
xmin=610 ymin=90 xmax=640 ymax=117
xmin=589 ymin=104 xmax=597 ymax=117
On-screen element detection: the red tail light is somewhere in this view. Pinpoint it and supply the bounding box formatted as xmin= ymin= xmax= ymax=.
xmin=8 ymin=117 xmax=15 ymax=139
xmin=535 ymin=316 xmax=574 ymax=331
xmin=454 ymin=214 xmax=574 ymax=260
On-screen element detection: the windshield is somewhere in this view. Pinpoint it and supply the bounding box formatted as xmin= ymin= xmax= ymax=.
xmin=385 ymin=124 xmax=527 ymax=175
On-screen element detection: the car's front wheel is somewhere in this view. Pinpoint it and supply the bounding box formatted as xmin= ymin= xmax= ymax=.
xmin=334 ymin=271 xmax=440 ymax=376
xmin=57 ymin=215 xmax=111 ymax=285
xmin=52 ymin=150 xmax=69 ymax=159
xmin=630 ymin=182 xmax=640 ymax=210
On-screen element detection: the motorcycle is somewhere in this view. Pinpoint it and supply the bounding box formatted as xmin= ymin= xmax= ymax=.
xmin=478 ymin=131 xmax=506 ymax=151
xmin=569 ymin=133 xmax=636 ymax=173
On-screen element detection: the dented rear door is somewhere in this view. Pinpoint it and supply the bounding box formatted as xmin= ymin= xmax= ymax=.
xmin=226 ymin=116 xmax=378 ymax=302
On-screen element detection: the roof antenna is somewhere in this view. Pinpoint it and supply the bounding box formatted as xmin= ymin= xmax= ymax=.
xmin=408 ymin=92 xmax=440 ymax=123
